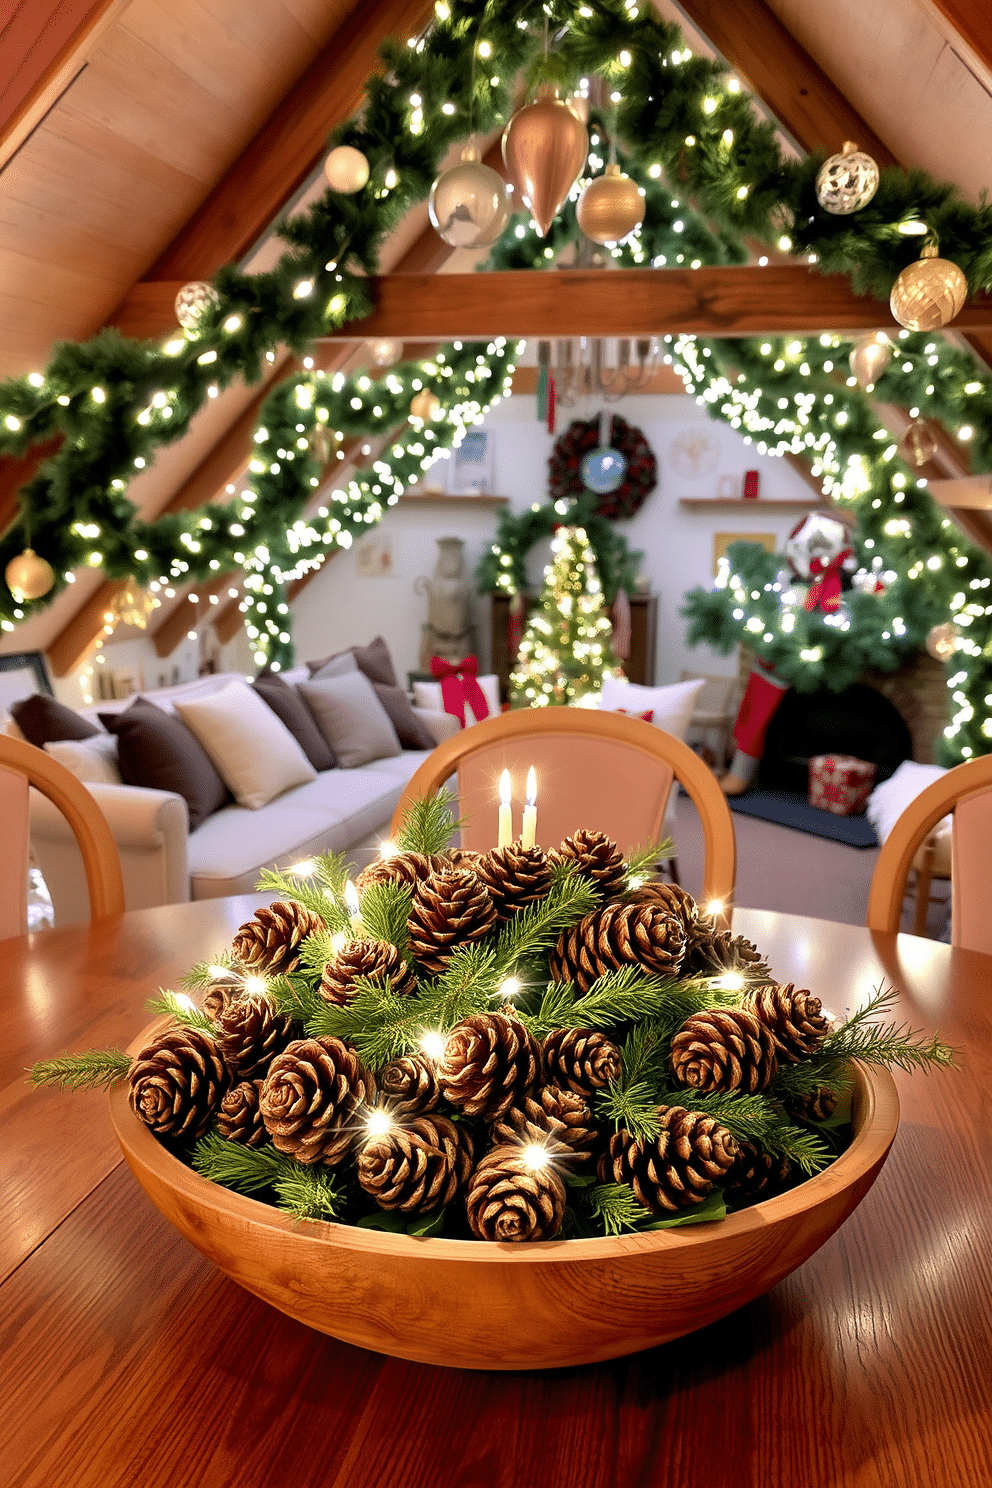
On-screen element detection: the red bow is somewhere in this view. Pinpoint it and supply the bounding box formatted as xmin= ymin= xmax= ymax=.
xmin=430 ymin=655 xmax=490 ymax=727
xmin=804 ymin=548 xmax=851 ymax=613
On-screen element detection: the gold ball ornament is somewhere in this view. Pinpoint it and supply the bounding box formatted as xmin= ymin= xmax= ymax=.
xmin=926 ymin=621 xmax=960 ymax=662
xmin=890 ymin=241 xmax=968 ymax=331
xmin=576 ymin=163 xmax=645 ymax=246
xmin=5 ymin=548 xmax=55 ymax=601
xmin=174 ymin=282 xmax=220 ymax=330
xmin=410 ymin=390 xmax=441 ymax=422
xmin=428 ymin=143 xmax=510 ymax=249
xmin=324 ymin=145 xmax=370 ymax=194
xmin=815 ymin=141 xmax=879 ymax=215
xmin=848 ymin=333 xmax=892 ymax=390
xmin=501 ymin=84 xmax=588 ymax=238
xmin=369 ymin=338 xmax=404 ymax=368
xmin=899 ymin=418 xmax=939 ymax=468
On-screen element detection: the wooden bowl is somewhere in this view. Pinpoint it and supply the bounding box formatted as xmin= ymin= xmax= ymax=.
xmin=109 ymin=1033 xmax=899 ymax=1371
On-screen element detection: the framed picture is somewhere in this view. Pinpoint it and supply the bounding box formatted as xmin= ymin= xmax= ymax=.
xmin=712 ymin=531 xmax=777 ymax=577
xmin=356 ymin=533 xmax=393 ymax=577
xmin=448 ymin=430 xmax=493 ymax=495
xmin=0 ymin=650 xmax=53 ymax=716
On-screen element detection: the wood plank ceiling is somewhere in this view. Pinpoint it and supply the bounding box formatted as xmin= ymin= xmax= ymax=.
xmin=1 ymin=0 xmax=990 ymax=670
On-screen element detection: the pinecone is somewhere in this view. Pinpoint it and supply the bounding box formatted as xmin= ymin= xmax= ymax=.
xmin=472 ymin=843 xmax=553 ymax=919
xmin=684 ymin=927 xmax=770 ymax=981
xmin=377 ymin=1053 xmax=441 ymax=1114
xmin=259 ymin=1035 xmax=376 ymax=1166
xmin=319 ymin=938 xmax=418 ymax=1006
xmin=356 ymin=851 xmax=447 ymax=893
xmin=407 ymin=867 xmax=497 ymax=976
xmin=598 ymin=1105 xmax=738 ymax=1214
xmin=446 ymin=847 xmax=484 ymax=872
xmin=466 ymin=1145 xmax=567 ymax=1241
xmin=542 ymin=1027 xmax=622 ymax=1093
xmin=357 ymin=1114 xmax=474 ymax=1213
xmin=670 ymin=1008 xmax=779 ymax=1094
xmin=201 ymin=971 xmax=242 ymax=1023
xmin=549 ymin=902 xmax=686 ymax=992
xmin=438 ymin=1011 xmax=540 ymax=1121
xmin=625 ymin=880 xmax=699 ymax=938
xmin=215 ymin=989 xmax=296 ymax=1079
xmin=550 ymin=829 xmax=627 ymax=903
xmin=491 ymin=1083 xmax=599 ymax=1168
xmin=723 ymin=1139 xmax=792 ymax=1210
xmin=217 ymin=1080 xmax=267 ymax=1147
xmin=231 ymin=901 xmax=326 ymax=975
xmin=745 ymin=983 xmax=830 ymax=1063
xmin=128 ymin=1027 xmax=228 ymax=1142
xmin=785 ymin=1086 xmax=838 ymax=1124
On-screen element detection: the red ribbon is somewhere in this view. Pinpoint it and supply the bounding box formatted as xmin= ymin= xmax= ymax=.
xmin=804 ymin=548 xmax=851 ymax=613
xmin=430 ymin=655 xmax=490 ymax=727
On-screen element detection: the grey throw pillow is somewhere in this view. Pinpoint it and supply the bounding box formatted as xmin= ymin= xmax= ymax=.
xmin=298 ymin=672 xmax=402 ymax=767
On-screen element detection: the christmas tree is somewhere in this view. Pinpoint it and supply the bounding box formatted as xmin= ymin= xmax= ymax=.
xmin=510 ymin=526 xmax=621 ymax=707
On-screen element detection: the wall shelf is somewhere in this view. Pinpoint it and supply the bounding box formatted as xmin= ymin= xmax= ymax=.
xmin=679 ymin=498 xmax=822 ymax=511
xmin=399 ymin=490 xmax=509 ymax=508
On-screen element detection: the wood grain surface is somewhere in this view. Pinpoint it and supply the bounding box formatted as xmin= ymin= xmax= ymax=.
xmin=1 ymin=898 xmax=990 ymax=1486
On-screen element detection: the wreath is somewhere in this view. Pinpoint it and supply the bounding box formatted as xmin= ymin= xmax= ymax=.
xmin=476 ymin=489 xmax=642 ymax=603
xmin=548 ymin=415 xmax=657 ymax=520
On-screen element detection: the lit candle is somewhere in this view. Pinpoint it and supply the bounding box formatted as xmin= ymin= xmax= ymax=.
xmin=344 ymin=879 xmax=363 ymax=933
xmin=521 ymin=767 xmax=538 ymax=849
xmin=498 ymin=769 xmax=513 ymax=848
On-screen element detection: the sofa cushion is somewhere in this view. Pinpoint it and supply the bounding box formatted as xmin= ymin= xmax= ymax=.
xmin=45 ymin=735 xmax=122 ymax=785
xmin=12 ymin=694 xmax=99 ymax=747
xmin=299 ymin=673 xmax=402 ymax=768
xmin=101 ymin=698 xmax=230 ymax=831
xmin=307 ymin=635 xmax=398 ymax=687
xmin=308 ymin=652 xmax=358 ymax=680
xmin=252 ymin=671 xmax=336 ymax=771
xmin=599 ymin=675 xmax=705 ymax=741
xmin=371 ymin=682 xmax=436 ymax=750
xmin=174 ymin=681 xmax=317 ymax=810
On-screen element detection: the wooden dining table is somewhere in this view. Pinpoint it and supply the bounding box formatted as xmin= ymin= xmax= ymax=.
xmin=1 ymin=895 xmax=990 ymax=1488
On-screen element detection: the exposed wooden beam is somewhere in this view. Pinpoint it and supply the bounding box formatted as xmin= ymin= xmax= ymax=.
xmin=46 ymin=580 xmax=127 ymax=679
xmin=925 ymin=1 xmax=992 ymax=81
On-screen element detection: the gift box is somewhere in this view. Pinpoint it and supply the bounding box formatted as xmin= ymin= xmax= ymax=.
xmin=808 ymin=754 xmax=877 ymax=816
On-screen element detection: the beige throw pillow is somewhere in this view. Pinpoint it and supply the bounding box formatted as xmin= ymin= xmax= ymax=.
xmin=174 ymin=681 xmax=316 ymax=809
xmin=298 ymin=672 xmax=402 ymax=768
xmin=44 ymin=734 xmax=122 ymax=785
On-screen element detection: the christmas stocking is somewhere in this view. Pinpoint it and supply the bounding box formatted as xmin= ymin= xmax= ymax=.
xmin=722 ymin=664 xmax=790 ymax=797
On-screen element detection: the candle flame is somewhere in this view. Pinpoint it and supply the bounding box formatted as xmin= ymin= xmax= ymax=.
xmin=499 ymin=768 xmax=512 ymax=806
xmin=525 ymin=766 xmax=537 ymax=807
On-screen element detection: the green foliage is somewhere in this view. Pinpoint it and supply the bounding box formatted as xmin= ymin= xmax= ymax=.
xmin=597 ymin=1019 xmax=668 ymax=1139
xmin=254 ymin=859 xmax=350 ymax=932
xmin=492 ymin=873 xmax=599 ymax=976
xmin=264 ymin=972 xmax=326 ymax=1024
xmin=146 ymin=991 xmax=215 ymax=1032
xmin=585 ymin=1182 xmax=652 ymax=1237
xmin=510 ymin=524 xmax=622 ymax=706
xmin=271 ymin=1167 xmax=342 ymax=1222
xmin=638 ymin=1190 xmax=727 ymax=1231
xmin=179 ymin=955 xmax=236 ymax=993
xmin=29 ymin=1048 xmax=132 ymax=1091
xmin=395 ymin=789 xmax=462 ymax=856
xmin=192 ymin=1130 xmax=342 ymax=1221
xmin=624 ymin=843 xmax=676 ymax=883
xmin=356 ymin=881 xmax=413 ymax=953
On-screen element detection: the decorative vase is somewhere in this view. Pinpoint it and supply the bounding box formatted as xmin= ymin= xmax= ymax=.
xmin=415 ymin=536 xmax=476 ymax=670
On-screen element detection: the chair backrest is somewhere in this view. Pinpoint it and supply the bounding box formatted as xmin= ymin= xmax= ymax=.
xmin=0 ymin=735 xmax=125 ymax=937
xmin=389 ymin=707 xmax=736 ymax=913
xmin=866 ymin=752 xmax=992 ymax=952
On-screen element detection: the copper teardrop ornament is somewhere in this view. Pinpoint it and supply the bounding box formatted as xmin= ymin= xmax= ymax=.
xmin=502 ymin=85 xmax=588 ymax=238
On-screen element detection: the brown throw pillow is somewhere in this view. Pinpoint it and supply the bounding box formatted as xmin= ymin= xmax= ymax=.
xmin=371 ymin=683 xmax=435 ymax=750
xmin=253 ymin=673 xmax=336 ymax=771
xmin=100 ymin=698 xmax=230 ymax=832
xmin=306 ymin=635 xmax=398 ymax=687
xmin=11 ymin=694 xmax=99 ymax=747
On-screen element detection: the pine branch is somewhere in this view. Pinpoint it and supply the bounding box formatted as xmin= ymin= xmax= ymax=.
xmin=395 ymin=789 xmax=462 ymax=855
xmin=655 ymin=1087 xmax=833 ymax=1175
xmin=253 ymin=867 xmax=348 ymax=931
xmin=492 ymin=873 xmax=599 ymax=974
xmin=272 ymin=1166 xmax=342 ymax=1222
xmin=356 ymin=880 xmax=412 ymax=953
xmin=597 ymin=1020 xmax=669 ymax=1138
xmin=179 ymin=954 xmax=238 ymax=993
xmin=624 ymin=839 xmax=676 ymax=883
xmin=264 ymin=972 xmax=325 ymax=1024
xmin=192 ymin=1131 xmax=287 ymax=1192
xmin=823 ymin=984 xmax=957 ymax=1073
xmin=570 ymin=967 xmax=714 ymax=1031
xmin=518 ymin=980 xmax=577 ymax=1036
xmin=29 ymin=1049 xmax=132 ymax=1091
xmin=585 ymin=1182 xmax=652 ymax=1236
xmin=146 ymin=991 xmax=215 ymax=1032
xmin=771 ymin=1058 xmax=853 ymax=1102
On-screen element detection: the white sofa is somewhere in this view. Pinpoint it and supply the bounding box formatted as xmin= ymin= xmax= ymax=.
xmin=27 ymin=669 xmax=459 ymax=926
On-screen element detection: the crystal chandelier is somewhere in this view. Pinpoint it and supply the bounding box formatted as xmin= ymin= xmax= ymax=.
xmin=542 ymin=337 xmax=658 ymax=404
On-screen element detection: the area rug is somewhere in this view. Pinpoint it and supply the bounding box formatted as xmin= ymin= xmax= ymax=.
xmin=727 ymin=788 xmax=880 ymax=848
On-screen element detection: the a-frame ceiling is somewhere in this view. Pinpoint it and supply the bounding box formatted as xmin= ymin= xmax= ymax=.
xmin=1 ymin=0 xmax=990 ymax=671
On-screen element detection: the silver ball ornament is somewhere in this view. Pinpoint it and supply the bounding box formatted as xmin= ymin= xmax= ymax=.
xmin=848 ymin=334 xmax=892 ymax=391
xmin=324 ymin=145 xmax=370 ymax=194
xmin=174 ymin=282 xmax=220 ymax=330
xmin=816 ymin=141 xmax=879 ymax=215
xmin=428 ymin=145 xmax=510 ymax=249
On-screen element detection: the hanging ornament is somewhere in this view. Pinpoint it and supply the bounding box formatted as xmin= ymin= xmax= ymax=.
xmin=926 ymin=621 xmax=960 ymax=662
xmin=576 ymin=163 xmax=645 ymax=246
xmin=5 ymin=548 xmax=55 ymax=602
xmin=174 ymin=282 xmax=220 ymax=331
xmin=428 ymin=142 xmax=511 ymax=249
xmin=324 ymin=145 xmax=370 ymax=194
xmin=108 ymin=582 xmax=155 ymax=630
xmin=899 ymin=418 xmax=939 ymax=468
xmin=501 ymin=84 xmax=588 ymax=238
xmin=890 ymin=239 xmax=968 ymax=331
xmin=308 ymin=423 xmax=337 ymax=466
xmin=785 ymin=512 xmax=850 ymax=582
xmin=815 ymin=141 xmax=880 ymax=215
xmin=580 ymin=446 xmax=628 ymax=495
xmin=410 ymin=390 xmax=441 ymax=422
xmin=369 ymin=338 xmax=404 ymax=368
xmin=848 ymin=334 xmax=892 ymax=391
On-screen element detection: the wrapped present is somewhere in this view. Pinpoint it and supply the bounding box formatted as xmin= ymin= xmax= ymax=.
xmin=808 ymin=755 xmax=877 ymax=816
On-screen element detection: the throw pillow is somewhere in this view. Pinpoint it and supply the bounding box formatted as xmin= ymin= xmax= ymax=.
xmin=11 ymin=694 xmax=99 ymax=747
xmin=44 ymin=735 xmax=122 ymax=785
xmin=599 ymin=675 xmax=706 ymax=742
xmin=253 ymin=672 xmax=336 ymax=771
xmin=412 ymin=673 xmax=501 ymax=722
xmin=174 ymin=682 xmax=317 ymax=810
xmin=308 ymin=652 xmax=358 ymax=680
xmin=306 ymin=635 xmax=398 ymax=687
xmin=101 ymin=698 xmax=230 ymax=831
xmin=298 ymin=672 xmax=402 ymax=768
xmin=371 ymin=682 xmax=436 ymax=750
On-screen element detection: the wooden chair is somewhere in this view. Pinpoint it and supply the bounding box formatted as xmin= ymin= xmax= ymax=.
xmin=0 ymin=735 xmax=125 ymax=939
xmin=389 ymin=706 xmax=737 ymax=915
xmin=866 ymin=753 xmax=992 ymax=952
